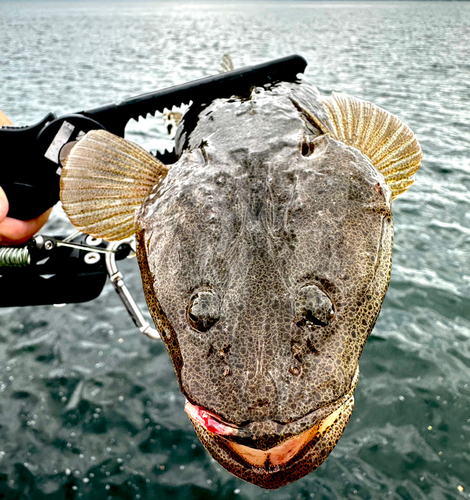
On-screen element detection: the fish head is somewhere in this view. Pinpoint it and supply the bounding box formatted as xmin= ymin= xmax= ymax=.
xmin=60 ymin=80 xmax=420 ymax=490
xmin=135 ymin=131 xmax=394 ymax=488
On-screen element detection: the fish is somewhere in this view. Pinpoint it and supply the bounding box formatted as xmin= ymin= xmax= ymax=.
xmin=59 ymin=77 xmax=422 ymax=489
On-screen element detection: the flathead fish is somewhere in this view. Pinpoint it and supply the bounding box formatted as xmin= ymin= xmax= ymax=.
xmin=60 ymin=78 xmax=421 ymax=489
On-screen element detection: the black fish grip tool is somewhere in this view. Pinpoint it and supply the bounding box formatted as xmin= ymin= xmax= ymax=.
xmin=0 ymin=55 xmax=307 ymax=310
xmin=0 ymin=233 xmax=159 ymax=338
xmin=0 ymin=55 xmax=307 ymax=221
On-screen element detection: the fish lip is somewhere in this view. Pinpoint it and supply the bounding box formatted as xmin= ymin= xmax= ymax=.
xmin=184 ymin=365 xmax=360 ymax=450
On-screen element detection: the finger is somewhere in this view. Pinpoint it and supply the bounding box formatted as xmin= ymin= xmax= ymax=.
xmin=0 ymin=110 xmax=12 ymax=127
xmin=0 ymin=207 xmax=53 ymax=245
xmin=0 ymin=186 xmax=9 ymax=221
xmin=0 ymin=114 xmax=13 ymax=223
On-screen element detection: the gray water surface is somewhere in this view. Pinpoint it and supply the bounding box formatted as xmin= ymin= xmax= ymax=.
xmin=1 ymin=1 xmax=469 ymax=499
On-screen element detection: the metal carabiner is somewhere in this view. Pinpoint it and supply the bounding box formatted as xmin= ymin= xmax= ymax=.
xmin=104 ymin=240 xmax=160 ymax=341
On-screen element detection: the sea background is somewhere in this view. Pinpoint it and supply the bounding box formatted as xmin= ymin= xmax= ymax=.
xmin=1 ymin=1 xmax=469 ymax=499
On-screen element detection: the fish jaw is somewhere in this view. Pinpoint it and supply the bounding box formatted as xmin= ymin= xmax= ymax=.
xmin=184 ymin=369 xmax=358 ymax=489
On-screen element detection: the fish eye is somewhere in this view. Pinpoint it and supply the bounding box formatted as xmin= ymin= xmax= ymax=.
xmin=295 ymin=284 xmax=334 ymax=327
xmin=187 ymin=291 xmax=220 ymax=332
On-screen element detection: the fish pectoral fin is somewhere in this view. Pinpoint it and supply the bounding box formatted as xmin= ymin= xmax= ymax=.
xmin=60 ymin=130 xmax=169 ymax=241
xmin=318 ymin=92 xmax=422 ymax=199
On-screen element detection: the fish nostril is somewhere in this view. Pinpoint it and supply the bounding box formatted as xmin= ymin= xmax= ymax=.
xmin=289 ymin=363 xmax=301 ymax=377
xmin=291 ymin=342 xmax=302 ymax=359
xmin=219 ymin=345 xmax=231 ymax=358
xmin=219 ymin=345 xmax=232 ymax=377
xmin=307 ymin=338 xmax=320 ymax=356
xmin=288 ymin=342 xmax=303 ymax=376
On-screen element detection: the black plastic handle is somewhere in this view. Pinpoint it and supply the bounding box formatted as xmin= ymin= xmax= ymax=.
xmin=84 ymin=54 xmax=308 ymax=134
xmin=1 ymin=114 xmax=105 ymax=220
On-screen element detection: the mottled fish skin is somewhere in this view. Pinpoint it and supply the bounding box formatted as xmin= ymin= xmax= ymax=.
xmin=135 ymin=80 xmax=394 ymax=488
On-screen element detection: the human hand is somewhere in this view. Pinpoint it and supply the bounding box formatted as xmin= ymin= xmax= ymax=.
xmin=0 ymin=111 xmax=52 ymax=245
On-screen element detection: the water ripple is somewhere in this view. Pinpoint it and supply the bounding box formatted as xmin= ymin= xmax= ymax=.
xmin=1 ymin=1 xmax=469 ymax=498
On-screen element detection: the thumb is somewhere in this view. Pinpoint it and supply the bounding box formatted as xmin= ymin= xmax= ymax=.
xmin=0 ymin=186 xmax=9 ymax=222
xmin=0 ymin=110 xmax=12 ymax=127
xmin=0 ymin=111 xmax=13 ymax=221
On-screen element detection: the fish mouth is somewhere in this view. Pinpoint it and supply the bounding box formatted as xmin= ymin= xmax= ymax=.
xmin=184 ymin=367 xmax=359 ymax=489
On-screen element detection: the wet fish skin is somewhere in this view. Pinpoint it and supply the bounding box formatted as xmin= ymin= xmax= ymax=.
xmin=136 ymin=81 xmax=393 ymax=487
xmin=60 ymin=78 xmax=421 ymax=489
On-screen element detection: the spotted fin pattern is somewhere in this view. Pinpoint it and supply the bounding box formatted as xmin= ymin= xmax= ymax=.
xmin=60 ymin=130 xmax=168 ymax=241
xmin=317 ymin=92 xmax=422 ymax=199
